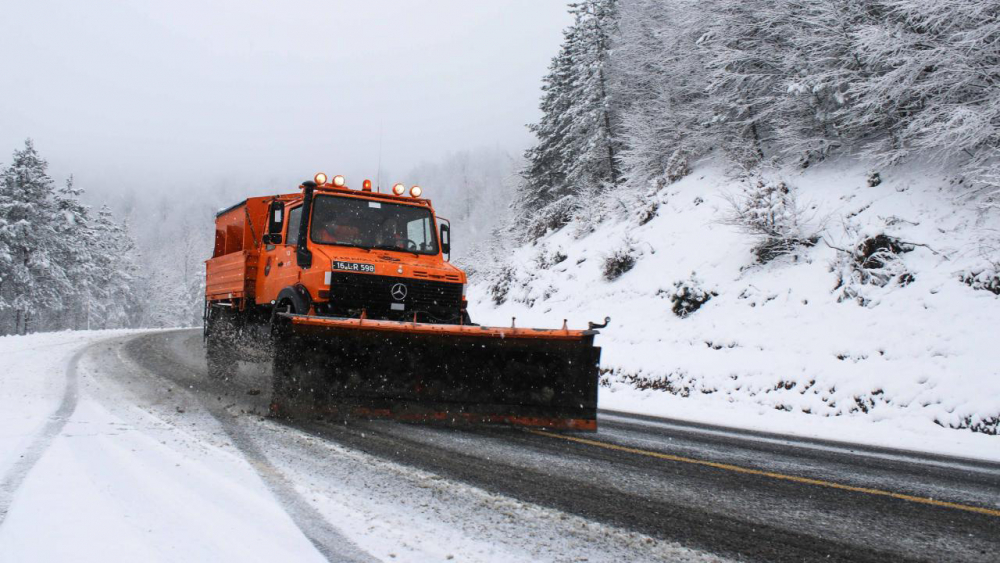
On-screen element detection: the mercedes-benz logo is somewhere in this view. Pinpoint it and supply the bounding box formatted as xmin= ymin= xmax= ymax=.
xmin=390 ymin=283 xmax=407 ymax=301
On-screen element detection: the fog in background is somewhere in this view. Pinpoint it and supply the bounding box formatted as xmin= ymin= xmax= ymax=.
xmin=1 ymin=0 xmax=569 ymax=202
xmin=0 ymin=1 xmax=571 ymax=326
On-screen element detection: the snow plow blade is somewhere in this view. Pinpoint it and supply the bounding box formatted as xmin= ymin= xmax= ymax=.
xmin=270 ymin=314 xmax=601 ymax=430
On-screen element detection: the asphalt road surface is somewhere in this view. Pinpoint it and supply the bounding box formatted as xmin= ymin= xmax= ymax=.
xmin=121 ymin=329 xmax=1000 ymax=562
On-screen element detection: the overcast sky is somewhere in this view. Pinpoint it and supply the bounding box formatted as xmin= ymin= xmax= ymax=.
xmin=0 ymin=1 xmax=571 ymax=197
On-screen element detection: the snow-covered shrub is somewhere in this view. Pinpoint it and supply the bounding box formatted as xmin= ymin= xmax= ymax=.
xmin=834 ymin=231 xmax=915 ymax=305
xmin=568 ymin=188 xmax=612 ymax=239
xmin=487 ymin=265 xmax=516 ymax=305
xmin=853 ymin=234 xmax=914 ymax=281
xmin=665 ymin=272 xmax=717 ymax=317
xmin=960 ymin=241 xmax=1000 ymax=295
xmin=523 ymin=196 xmax=576 ymax=241
xmin=665 ymin=150 xmax=691 ymax=183
xmin=601 ymin=367 xmax=698 ymax=396
xmin=484 ymin=263 xmax=540 ymax=308
xmin=722 ymin=179 xmax=818 ymax=263
xmin=601 ymin=244 xmax=637 ymax=281
xmin=960 ymin=269 xmax=1000 ymax=295
xmin=949 ymin=415 xmax=999 ymax=436
xmin=636 ymin=201 xmax=658 ymax=226
xmin=534 ymin=246 xmax=567 ymax=270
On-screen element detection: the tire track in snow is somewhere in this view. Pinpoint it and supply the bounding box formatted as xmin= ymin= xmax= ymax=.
xmin=0 ymin=345 xmax=86 ymax=525
xmin=119 ymin=333 xmax=375 ymax=563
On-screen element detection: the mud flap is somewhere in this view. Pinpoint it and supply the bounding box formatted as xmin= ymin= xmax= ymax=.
xmin=270 ymin=316 xmax=601 ymax=430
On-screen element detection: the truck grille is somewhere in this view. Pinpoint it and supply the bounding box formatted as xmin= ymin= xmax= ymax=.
xmin=327 ymin=272 xmax=462 ymax=313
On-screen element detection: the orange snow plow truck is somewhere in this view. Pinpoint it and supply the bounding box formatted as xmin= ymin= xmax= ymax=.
xmin=204 ymin=173 xmax=602 ymax=430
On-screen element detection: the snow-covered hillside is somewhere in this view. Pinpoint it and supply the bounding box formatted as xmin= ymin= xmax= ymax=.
xmin=469 ymin=160 xmax=1000 ymax=459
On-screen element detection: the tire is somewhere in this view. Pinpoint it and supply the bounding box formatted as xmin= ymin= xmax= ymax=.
xmin=206 ymin=307 xmax=239 ymax=380
xmin=270 ymin=327 xmax=330 ymax=418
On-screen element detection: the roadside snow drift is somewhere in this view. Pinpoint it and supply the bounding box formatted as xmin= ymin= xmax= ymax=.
xmin=469 ymin=160 xmax=1000 ymax=460
xmin=0 ymin=332 xmax=327 ymax=563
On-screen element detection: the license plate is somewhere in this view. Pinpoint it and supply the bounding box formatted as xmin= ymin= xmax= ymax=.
xmin=333 ymin=261 xmax=375 ymax=273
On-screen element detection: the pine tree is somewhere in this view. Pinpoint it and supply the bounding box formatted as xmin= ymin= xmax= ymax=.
xmin=0 ymin=140 xmax=146 ymax=333
xmin=518 ymin=0 xmax=622 ymax=234
xmin=0 ymin=139 xmax=71 ymax=334
xmin=91 ymin=205 xmax=140 ymax=329
xmin=52 ymin=175 xmax=97 ymax=330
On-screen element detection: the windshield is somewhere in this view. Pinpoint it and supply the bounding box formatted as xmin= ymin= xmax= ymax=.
xmin=310 ymin=194 xmax=439 ymax=255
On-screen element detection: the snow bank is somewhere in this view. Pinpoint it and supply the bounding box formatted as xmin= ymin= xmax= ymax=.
xmin=469 ymin=160 xmax=1000 ymax=460
xmin=0 ymin=331 xmax=326 ymax=562
xmin=0 ymin=330 xmax=129 ymax=476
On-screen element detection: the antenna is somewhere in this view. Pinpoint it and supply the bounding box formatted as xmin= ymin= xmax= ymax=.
xmin=376 ymin=121 xmax=383 ymax=192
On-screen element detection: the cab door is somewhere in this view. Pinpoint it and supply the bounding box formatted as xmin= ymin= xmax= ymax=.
xmin=259 ymin=203 xmax=302 ymax=304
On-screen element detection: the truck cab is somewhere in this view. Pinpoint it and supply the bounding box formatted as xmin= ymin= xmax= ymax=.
xmin=207 ymin=173 xmax=469 ymax=325
xmin=262 ymin=174 xmax=469 ymax=324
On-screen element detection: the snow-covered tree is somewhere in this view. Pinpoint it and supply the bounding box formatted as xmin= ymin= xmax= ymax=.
xmin=612 ymin=0 xmax=711 ymax=186
xmin=722 ymin=177 xmax=818 ymax=262
xmin=700 ymin=0 xmax=800 ymax=167
xmin=50 ymin=175 xmax=97 ymax=330
xmin=0 ymin=140 xmax=71 ymax=334
xmin=0 ymin=140 xmax=145 ymax=333
xmin=849 ymin=1 xmax=1000 ymax=192
xmin=89 ymin=205 xmax=141 ymax=329
xmin=518 ymin=0 xmax=623 ymax=233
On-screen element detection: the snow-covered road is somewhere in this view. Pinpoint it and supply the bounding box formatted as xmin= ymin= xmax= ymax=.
xmin=0 ymin=331 xmax=341 ymax=562
xmin=0 ymin=330 xmax=720 ymax=563
xmin=1 ymin=329 xmax=998 ymax=562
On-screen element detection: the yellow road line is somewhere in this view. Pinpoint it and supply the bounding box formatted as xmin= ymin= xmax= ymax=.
xmin=528 ymin=429 xmax=1000 ymax=518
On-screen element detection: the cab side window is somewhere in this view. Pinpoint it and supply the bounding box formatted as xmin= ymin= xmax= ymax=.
xmin=406 ymin=216 xmax=436 ymax=253
xmin=285 ymin=206 xmax=302 ymax=246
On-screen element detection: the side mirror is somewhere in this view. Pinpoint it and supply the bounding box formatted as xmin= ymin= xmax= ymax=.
xmin=440 ymin=222 xmax=451 ymax=260
xmin=266 ymin=201 xmax=284 ymax=243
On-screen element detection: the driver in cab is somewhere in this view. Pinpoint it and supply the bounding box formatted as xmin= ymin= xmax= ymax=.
xmin=378 ymin=218 xmax=404 ymax=249
xmin=317 ymin=217 xmax=360 ymax=245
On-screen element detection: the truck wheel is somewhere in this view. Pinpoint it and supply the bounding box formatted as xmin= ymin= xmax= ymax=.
xmin=206 ymin=307 xmax=238 ymax=380
xmin=271 ymin=330 xmax=329 ymax=418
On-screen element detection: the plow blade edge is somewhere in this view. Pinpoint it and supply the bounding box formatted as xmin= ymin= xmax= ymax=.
xmin=271 ymin=315 xmax=601 ymax=430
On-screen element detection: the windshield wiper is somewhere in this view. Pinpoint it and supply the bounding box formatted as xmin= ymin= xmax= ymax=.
xmin=371 ymin=244 xmax=420 ymax=257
